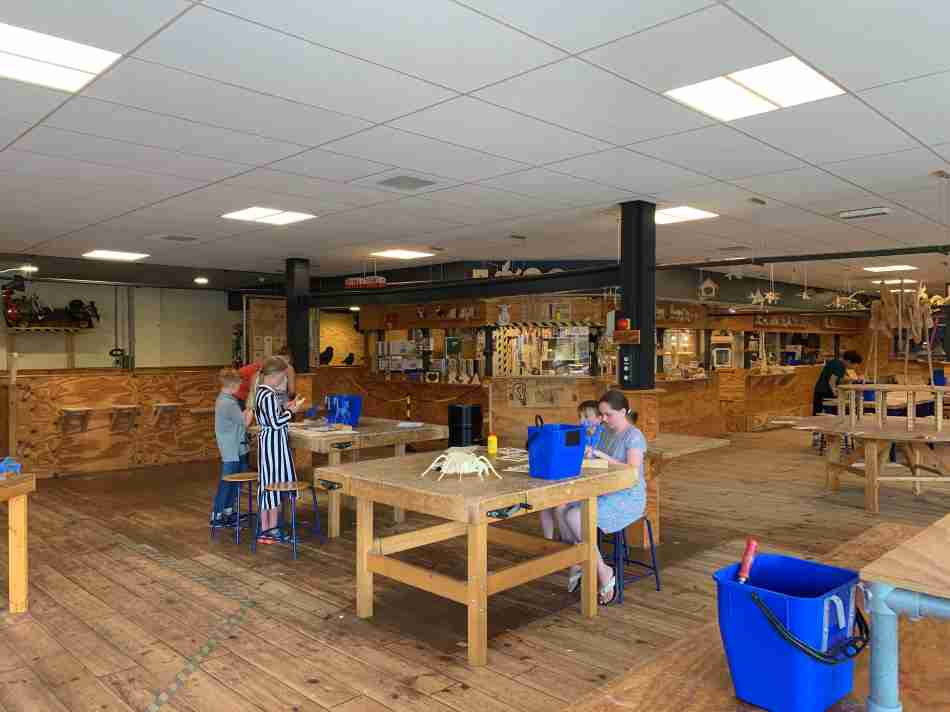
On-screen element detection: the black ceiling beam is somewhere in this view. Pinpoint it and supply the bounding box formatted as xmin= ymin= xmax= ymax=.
xmin=656 ymin=244 xmax=950 ymax=270
xmin=304 ymin=265 xmax=620 ymax=308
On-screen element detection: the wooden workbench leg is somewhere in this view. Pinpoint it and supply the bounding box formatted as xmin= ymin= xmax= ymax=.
xmin=326 ymin=449 xmax=344 ymax=537
xmin=826 ymin=436 xmax=842 ymax=492
xmin=392 ymin=444 xmax=407 ymax=524
xmin=356 ymin=498 xmax=374 ymax=618
xmin=467 ymin=522 xmax=488 ymax=666
xmin=912 ymin=445 xmax=923 ymax=496
xmin=580 ymin=496 xmax=598 ymax=619
xmin=864 ymin=440 xmax=881 ymax=514
xmin=8 ymin=494 xmax=28 ymax=613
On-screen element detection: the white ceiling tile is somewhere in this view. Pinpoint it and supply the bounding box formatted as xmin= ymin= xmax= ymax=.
xmin=474 ymin=58 xmax=711 ymax=144
xmin=584 ymin=5 xmax=787 ymax=93
xmin=476 ymin=168 xmax=632 ymax=206
xmin=653 ymin=181 xmax=766 ymax=216
xmin=733 ymin=167 xmax=875 ymax=206
xmin=0 ymin=79 xmax=68 ymax=124
xmin=85 ymin=59 xmax=373 ymax=146
xmin=550 ymin=147 xmax=710 ymax=194
xmin=12 ymin=128 xmax=248 ymax=181
xmin=2 ymin=0 xmax=190 ymax=55
xmin=220 ymin=169 xmax=396 ymax=210
xmin=204 ymin=0 xmax=563 ymax=91
xmin=390 ymin=97 xmax=610 ymax=165
xmin=422 ymin=184 xmax=562 ymax=219
xmin=733 ymin=95 xmax=916 ymax=165
xmin=269 ymin=149 xmax=393 ymax=182
xmin=134 ymin=7 xmax=454 ymax=121
xmin=634 ymin=126 xmax=805 ymax=179
xmin=823 ymin=148 xmax=949 ymax=195
xmin=459 ymin=0 xmax=713 ymax=53
xmin=861 ymin=72 xmax=950 ymax=147
xmin=43 ymin=98 xmax=304 ymax=165
xmin=388 ymin=195 xmax=513 ymax=226
xmin=730 ymin=0 xmax=950 ymax=90
xmin=0 ymin=149 xmax=208 ymax=193
xmin=321 ymin=126 xmax=528 ymax=181
xmin=0 ymin=119 xmax=30 ymax=148
xmin=349 ymin=168 xmax=461 ymax=195
xmin=883 ymin=187 xmax=950 ymax=225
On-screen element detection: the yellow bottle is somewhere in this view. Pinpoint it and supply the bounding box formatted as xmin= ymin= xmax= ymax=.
xmin=487 ymin=433 xmax=498 ymax=455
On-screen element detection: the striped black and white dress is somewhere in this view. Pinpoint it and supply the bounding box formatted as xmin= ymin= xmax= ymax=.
xmin=255 ymin=384 xmax=296 ymax=512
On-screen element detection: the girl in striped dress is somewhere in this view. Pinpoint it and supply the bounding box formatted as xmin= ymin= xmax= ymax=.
xmin=253 ymin=357 xmax=305 ymax=544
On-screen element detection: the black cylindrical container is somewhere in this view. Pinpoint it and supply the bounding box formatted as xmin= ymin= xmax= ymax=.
xmin=448 ymin=404 xmax=482 ymax=446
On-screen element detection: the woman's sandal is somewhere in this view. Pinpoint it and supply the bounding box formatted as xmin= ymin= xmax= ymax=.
xmin=598 ymin=574 xmax=617 ymax=605
xmin=567 ymin=569 xmax=582 ymax=594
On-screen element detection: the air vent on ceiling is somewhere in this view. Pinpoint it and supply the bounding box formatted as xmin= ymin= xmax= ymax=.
xmin=718 ymin=245 xmax=749 ymax=253
xmin=427 ymin=246 xmax=446 ymax=253
xmin=932 ymin=169 xmax=950 ymax=180
xmin=509 ymin=234 xmax=528 ymax=241
xmin=145 ymin=234 xmax=201 ymax=243
xmin=747 ymin=197 xmax=767 ymax=206
xmin=376 ymin=175 xmax=437 ymax=190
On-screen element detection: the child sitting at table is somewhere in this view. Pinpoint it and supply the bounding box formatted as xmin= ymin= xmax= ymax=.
xmin=539 ymin=402 xmax=604 ymax=573
xmin=557 ymin=390 xmax=647 ymax=603
xmin=211 ymin=368 xmax=249 ymax=526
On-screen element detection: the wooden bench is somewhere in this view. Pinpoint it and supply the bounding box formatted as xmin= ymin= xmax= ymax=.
xmin=1 ymin=473 xmax=36 ymax=614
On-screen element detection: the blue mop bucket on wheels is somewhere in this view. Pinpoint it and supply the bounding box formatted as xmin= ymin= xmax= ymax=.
xmin=326 ymin=394 xmax=363 ymax=427
xmin=526 ymin=416 xmax=585 ymax=480
xmin=713 ymin=555 xmax=869 ymax=712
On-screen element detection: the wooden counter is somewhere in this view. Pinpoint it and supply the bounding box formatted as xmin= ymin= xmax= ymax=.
xmin=0 ymin=367 xmax=226 ymax=477
xmin=718 ymin=365 xmax=821 ymax=432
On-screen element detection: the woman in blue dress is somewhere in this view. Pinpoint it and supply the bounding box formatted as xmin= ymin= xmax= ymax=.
xmin=559 ymin=390 xmax=647 ymax=604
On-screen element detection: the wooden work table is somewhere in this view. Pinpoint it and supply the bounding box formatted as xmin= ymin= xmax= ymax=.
xmin=320 ymin=450 xmax=637 ymax=666
xmin=862 ymin=512 xmax=950 ymax=601
xmin=291 ymin=417 xmax=448 ymax=537
xmin=1 ymin=472 xmax=35 ymax=614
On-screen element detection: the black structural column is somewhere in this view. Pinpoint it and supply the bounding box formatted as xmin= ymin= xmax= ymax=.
xmin=286 ymin=258 xmax=311 ymax=374
xmin=619 ymin=200 xmax=656 ymax=390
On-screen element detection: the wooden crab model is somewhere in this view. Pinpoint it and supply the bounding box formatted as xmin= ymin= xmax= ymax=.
xmin=421 ymin=448 xmax=503 ymax=482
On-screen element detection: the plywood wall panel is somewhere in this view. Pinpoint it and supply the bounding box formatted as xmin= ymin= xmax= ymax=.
xmin=657 ymin=378 xmax=725 ymax=437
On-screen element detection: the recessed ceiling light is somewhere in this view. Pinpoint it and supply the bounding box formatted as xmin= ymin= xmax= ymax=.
xmin=871 ymin=279 xmax=917 ymax=285
xmin=0 ymin=22 xmax=120 ymax=92
xmin=665 ymin=76 xmax=776 ymax=121
xmin=655 ymin=206 xmax=719 ymax=224
xmin=727 ymin=57 xmax=844 ymax=108
xmin=221 ymin=206 xmax=316 ymax=224
xmin=863 ymin=265 xmax=918 ymax=273
xmin=665 ymin=56 xmax=844 ymax=122
xmin=349 ymin=306 xmax=361 ymax=312
xmin=370 ymin=250 xmax=435 ymax=260
xmin=194 ymin=276 xmax=209 ymax=285
xmin=838 ymin=207 xmax=891 ymax=220
xmin=82 ymin=250 xmax=149 ymax=262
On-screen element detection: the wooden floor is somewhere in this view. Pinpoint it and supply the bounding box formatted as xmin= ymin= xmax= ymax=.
xmin=1 ymin=429 xmax=949 ymax=712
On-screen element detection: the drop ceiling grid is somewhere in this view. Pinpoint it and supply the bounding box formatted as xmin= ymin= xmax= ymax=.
xmin=0 ymin=1 xmax=949 ymax=273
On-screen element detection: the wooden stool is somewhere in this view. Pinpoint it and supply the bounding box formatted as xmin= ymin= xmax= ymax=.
xmin=601 ymin=517 xmax=660 ymax=605
xmin=256 ymin=481 xmax=323 ymax=559
xmin=210 ymin=471 xmax=258 ymax=545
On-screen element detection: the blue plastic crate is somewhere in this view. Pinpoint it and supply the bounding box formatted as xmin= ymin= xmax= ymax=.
xmin=713 ymin=555 xmax=860 ymax=712
xmin=326 ymin=394 xmax=363 ymax=427
xmin=526 ymin=423 xmax=585 ymax=480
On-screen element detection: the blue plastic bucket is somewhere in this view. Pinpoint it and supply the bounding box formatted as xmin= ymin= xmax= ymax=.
xmin=713 ymin=555 xmax=860 ymax=712
xmin=526 ymin=423 xmax=585 ymax=480
xmin=326 ymin=394 xmax=363 ymax=427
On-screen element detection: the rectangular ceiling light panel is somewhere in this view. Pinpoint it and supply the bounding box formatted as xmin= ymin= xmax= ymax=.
xmin=665 ymin=56 xmax=844 ymax=122
xmin=655 ymin=206 xmax=719 ymax=224
xmin=0 ymin=22 xmax=120 ymax=92
xmin=222 ymin=206 xmax=316 ymax=224
xmin=863 ymin=265 xmax=918 ymax=273
xmin=370 ymin=250 xmax=435 ymax=259
xmin=82 ymin=250 xmax=149 ymax=262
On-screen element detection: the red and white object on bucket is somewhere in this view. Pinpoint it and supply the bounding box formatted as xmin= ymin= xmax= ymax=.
xmin=737 ymin=537 xmax=759 ymax=584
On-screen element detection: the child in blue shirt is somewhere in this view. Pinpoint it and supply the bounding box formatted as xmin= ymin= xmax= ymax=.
xmin=539 ymin=401 xmax=603 ymax=548
xmin=211 ymin=368 xmax=250 ymax=525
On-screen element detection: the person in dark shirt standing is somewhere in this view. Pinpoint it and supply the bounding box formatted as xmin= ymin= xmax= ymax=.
xmin=813 ymin=350 xmax=863 ymax=414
